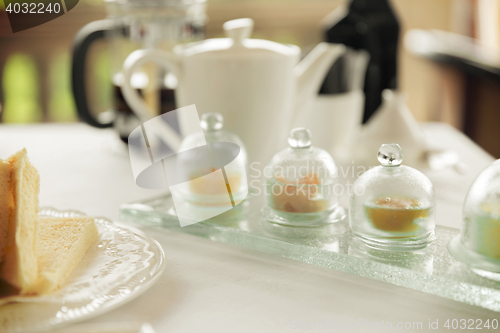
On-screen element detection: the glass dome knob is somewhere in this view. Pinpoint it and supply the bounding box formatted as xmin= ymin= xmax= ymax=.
xmin=288 ymin=128 xmax=312 ymax=149
xmin=377 ymin=143 xmax=403 ymax=166
xmin=201 ymin=113 xmax=224 ymax=131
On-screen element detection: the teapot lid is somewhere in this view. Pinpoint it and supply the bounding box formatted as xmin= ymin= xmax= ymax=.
xmin=176 ymin=18 xmax=300 ymax=58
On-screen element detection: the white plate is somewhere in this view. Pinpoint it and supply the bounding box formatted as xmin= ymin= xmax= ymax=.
xmin=0 ymin=208 xmax=166 ymax=333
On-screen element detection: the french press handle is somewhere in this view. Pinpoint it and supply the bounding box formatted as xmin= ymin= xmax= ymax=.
xmin=71 ymin=19 xmax=126 ymax=128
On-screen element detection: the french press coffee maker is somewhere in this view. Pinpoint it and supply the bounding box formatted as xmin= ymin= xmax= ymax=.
xmin=71 ymin=0 xmax=206 ymax=142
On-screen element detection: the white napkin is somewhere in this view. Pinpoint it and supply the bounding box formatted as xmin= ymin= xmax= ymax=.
xmin=353 ymin=89 xmax=426 ymax=167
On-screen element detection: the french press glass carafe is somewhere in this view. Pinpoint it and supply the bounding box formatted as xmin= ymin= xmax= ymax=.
xmin=71 ymin=0 xmax=206 ymax=141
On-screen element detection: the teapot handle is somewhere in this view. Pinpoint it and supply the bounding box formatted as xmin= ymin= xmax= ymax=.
xmin=121 ymin=49 xmax=183 ymax=150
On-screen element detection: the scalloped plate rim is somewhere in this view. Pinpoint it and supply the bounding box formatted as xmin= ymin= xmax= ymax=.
xmin=2 ymin=207 xmax=166 ymax=333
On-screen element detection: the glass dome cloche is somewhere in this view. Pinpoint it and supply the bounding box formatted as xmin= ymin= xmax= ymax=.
xmin=177 ymin=112 xmax=248 ymax=207
xmin=180 ymin=112 xmax=248 ymax=165
xmin=448 ymin=159 xmax=500 ymax=276
xmin=261 ymin=127 xmax=345 ymax=227
xmin=349 ymin=143 xmax=436 ymax=250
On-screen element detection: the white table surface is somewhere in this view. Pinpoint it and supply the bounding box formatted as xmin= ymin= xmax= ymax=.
xmin=0 ymin=122 xmax=499 ymax=332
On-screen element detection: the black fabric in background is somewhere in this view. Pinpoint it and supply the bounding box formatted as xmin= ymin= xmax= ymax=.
xmin=320 ymin=0 xmax=400 ymax=123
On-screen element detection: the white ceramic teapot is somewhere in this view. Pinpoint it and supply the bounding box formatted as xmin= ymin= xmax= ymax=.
xmin=121 ymin=18 xmax=345 ymax=166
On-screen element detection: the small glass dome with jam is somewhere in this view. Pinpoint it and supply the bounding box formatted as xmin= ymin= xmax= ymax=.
xmin=349 ymin=143 xmax=436 ymax=250
xmin=261 ymin=127 xmax=345 ymax=227
xmin=178 ymin=112 xmax=248 ymax=206
xmin=448 ymin=159 xmax=500 ymax=276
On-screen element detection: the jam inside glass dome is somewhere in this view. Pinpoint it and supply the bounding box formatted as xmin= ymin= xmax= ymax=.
xmin=449 ymin=159 xmax=500 ymax=275
xmin=261 ymin=128 xmax=345 ymax=227
xmin=177 ymin=112 xmax=248 ymax=206
xmin=349 ymin=144 xmax=436 ymax=250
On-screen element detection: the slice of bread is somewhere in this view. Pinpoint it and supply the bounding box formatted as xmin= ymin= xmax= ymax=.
xmin=0 ymin=149 xmax=40 ymax=294
xmin=34 ymin=216 xmax=98 ymax=294
xmin=0 ymin=159 xmax=11 ymax=263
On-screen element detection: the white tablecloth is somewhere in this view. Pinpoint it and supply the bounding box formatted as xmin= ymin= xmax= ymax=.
xmin=0 ymin=122 xmax=498 ymax=332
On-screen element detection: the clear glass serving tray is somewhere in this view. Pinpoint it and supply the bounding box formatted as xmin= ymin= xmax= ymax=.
xmin=120 ymin=191 xmax=500 ymax=313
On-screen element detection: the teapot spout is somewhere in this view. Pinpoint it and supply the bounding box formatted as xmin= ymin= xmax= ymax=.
xmin=293 ymin=43 xmax=346 ymax=120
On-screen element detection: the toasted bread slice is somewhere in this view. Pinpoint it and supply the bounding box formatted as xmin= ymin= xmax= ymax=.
xmin=34 ymin=216 xmax=98 ymax=294
xmin=0 ymin=149 xmax=40 ymax=294
xmin=0 ymin=159 xmax=11 ymax=264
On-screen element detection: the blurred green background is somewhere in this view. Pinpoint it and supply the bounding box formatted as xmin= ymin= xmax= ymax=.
xmin=0 ymin=0 xmax=332 ymax=123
